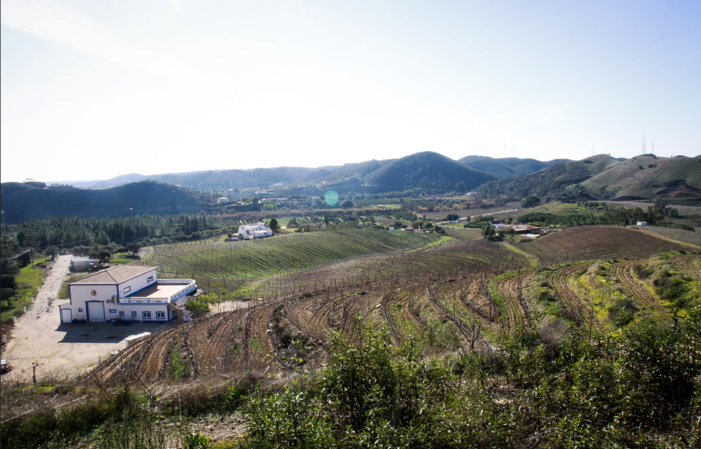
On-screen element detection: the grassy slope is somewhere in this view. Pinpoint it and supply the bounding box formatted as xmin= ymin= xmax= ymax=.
xmin=141 ymin=228 xmax=440 ymax=283
xmin=582 ymin=155 xmax=701 ymax=199
xmin=476 ymin=154 xmax=620 ymax=198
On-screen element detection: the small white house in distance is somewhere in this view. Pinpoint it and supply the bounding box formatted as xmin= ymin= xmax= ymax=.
xmin=637 ymin=221 xmax=648 ymax=226
xmin=58 ymin=265 xmax=196 ymax=324
xmin=217 ymin=197 xmax=229 ymax=203
xmin=238 ymin=222 xmax=273 ymax=240
xmin=489 ymin=219 xmax=506 ymax=229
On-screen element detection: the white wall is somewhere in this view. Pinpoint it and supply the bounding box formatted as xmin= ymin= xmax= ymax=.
xmin=112 ymin=303 xmax=171 ymax=322
xmin=118 ymin=269 xmax=157 ymax=298
xmin=69 ymin=284 xmax=118 ymax=321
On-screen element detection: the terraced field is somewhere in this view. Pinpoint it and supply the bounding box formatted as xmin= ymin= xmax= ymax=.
xmin=94 ymin=229 xmax=701 ymax=384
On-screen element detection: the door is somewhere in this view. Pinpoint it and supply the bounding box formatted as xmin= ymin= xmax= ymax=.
xmin=61 ymin=308 xmax=72 ymax=323
xmin=87 ymin=301 xmax=105 ymax=322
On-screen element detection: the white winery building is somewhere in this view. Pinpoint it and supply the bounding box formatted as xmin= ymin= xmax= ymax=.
xmin=238 ymin=222 xmax=273 ymax=240
xmin=58 ymin=265 xmax=196 ymax=324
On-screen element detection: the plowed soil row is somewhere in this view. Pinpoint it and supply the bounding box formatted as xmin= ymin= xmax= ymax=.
xmin=546 ymin=264 xmax=595 ymax=327
xmin=610 ymin=262 xmax=667 ymax=317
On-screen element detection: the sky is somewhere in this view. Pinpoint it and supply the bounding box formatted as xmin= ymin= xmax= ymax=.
xmin=2 ymin=0 xmax=700 ymax=183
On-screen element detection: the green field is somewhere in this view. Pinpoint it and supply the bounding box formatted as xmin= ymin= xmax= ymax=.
xmin=1 ymin=258 xmax=49 ymax=326
xmin=140 ymin=228 xmax=440 ymax=286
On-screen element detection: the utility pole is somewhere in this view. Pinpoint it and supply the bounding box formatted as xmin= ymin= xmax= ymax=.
xmin=1 ymin=210 xmax=5 ymax=233
xmin=642 ymin=135 xmax=646 ymax=154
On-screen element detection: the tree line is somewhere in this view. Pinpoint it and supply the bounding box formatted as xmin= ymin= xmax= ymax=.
xmin=12 ymin=213 xmax=215 ymax=249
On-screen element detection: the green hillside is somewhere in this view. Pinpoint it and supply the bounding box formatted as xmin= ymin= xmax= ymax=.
xmin=0 ymin=180 xmax=204 ymax=223
xmin=581 ymin=154 xmax=701 ymax=201
xmin=363 ymin=151 xmax=497 ymax=191
xmin=143 ymin=227 xmax=439 ymax=283
xmin=476 ymin=154 xmax=620 ymax=199
xmin=458 ymin=155 xmax=567 ymax=179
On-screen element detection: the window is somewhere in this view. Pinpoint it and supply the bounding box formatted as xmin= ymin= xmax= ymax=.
xmin=123 ymin=286 xmax=131 ymax=294
xmin=109 ymin=309 xmax=116 ymax=313
xmin=91 ymin=290 xmax=97 ymax=296
xmin=119 ymin=311 xmax=125 ymax=317
xmin=142 ymin=311 xmax=151 ymax=320
xmin=156 ymin=311 xmax=165 ymax=319
xmin=131 ymin=311 xmax=137 ymax=317
xmin=78 ymin=308 xmax=83 ymax=313
xmin=147 ymin=276 xmax=154 ymax=283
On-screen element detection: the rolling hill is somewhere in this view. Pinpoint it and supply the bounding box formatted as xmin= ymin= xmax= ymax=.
xmin=475 ymin=154 xmax=620 ymax=199
xmin=363 ymin=151 xmax=497 ymax=191
xmin=581 ymin=154 xmax=701 ymax=201
xmin=0 ymin=180 xmax=204 ymax=223
xmin=458 ymin=155 xmax=568 ymax=179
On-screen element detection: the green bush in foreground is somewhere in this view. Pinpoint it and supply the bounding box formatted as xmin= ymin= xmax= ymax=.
xmin=241 ymin=310 xmax=701 ymax=448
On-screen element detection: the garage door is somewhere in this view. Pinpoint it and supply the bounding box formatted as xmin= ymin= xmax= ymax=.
xmin=87 ymin=302 xmax=105 ymax=322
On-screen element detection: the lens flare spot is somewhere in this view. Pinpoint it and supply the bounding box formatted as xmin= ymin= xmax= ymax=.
xmin=325 ymin=190 xmax=339 ymax=207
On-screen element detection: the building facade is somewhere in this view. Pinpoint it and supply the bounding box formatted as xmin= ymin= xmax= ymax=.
xmin=238 ymin=222 xmax=273 ymax=240
xmin=58 ymin=265 xmax=196 ymax=324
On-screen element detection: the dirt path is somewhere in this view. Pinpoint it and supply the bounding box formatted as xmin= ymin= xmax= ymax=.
xmin=2 ymin=256 xmax=173 ymax=382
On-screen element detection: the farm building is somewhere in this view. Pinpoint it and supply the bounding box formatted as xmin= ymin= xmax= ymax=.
xmin=58 ymin=265 xmax=196 ymax=324
xmin=217 ymin=197 xmax=229 ymax=203
xmin=238 ymin=222 xmax=273 ymax=240
xmin=489 ymin=219 xmax=506 ymax=229
xmin=70 ymin=256 xmax=100 ymax=272
xmin=504 ymin=225 xmax=541 ymax=234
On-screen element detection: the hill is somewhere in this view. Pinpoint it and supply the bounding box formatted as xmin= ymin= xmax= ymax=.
xmin=0 ymin=180 xmax=203 ymax=223
xmin=476 ymin=154 xmax=620 ymax=199
xmin=581 ymin=154 xmax=701 ymax=201
xmin=458 ymin=155 xmax=568 ymax=179
xmin=363 ymin=151 xmax=497 ymax=191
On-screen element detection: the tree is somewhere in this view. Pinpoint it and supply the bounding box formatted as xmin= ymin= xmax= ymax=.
xmin=455 ymin=181 xmax=467 ymax=194
xmin=446 ymin=213 xmax=459 ymax=221
xmin=127 ymin=242 xmax=141 ymax=255
xmin=394 ymin=221 xmax=403 ymax=230
xmin=98 ymin=250 xmax=112 ymax=264
xmin=339 ymin=199 xmax=354 ymax=209
xmin=269 ymin=218 xmax=279 ymax=233
xmin=521 ymin=196 xmax=541 ymax=208
xmin=0 ymin=258 xmax=19 ymax=304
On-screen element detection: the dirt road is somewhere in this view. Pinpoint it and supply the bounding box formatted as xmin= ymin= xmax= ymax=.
xmin=2 ymin=256 xmax=173 ymax=382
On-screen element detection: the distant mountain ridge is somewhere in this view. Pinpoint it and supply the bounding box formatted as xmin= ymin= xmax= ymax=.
xmin=0 ymin=180 xmax=203 ymax=223
xmin=476 ymin=153 xmax=701 ymax=203
xmin=475 ymin=154 xmax=621 ymax=199
xmin=458 ymin=155 xmax=569 ymax=179
xmin=582 ymin=154 xmax=701 ymax=201
xmin=52 ymin=153 xmax=569 ymax=191
xmin=363 ymin=152 xmax=496 ymax=191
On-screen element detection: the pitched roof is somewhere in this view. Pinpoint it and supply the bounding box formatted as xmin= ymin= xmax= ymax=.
xmin=69 ymin=265 xmax=157 ymax=285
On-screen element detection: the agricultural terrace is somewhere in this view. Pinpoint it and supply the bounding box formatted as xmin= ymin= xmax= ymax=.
xmin=251 ymin=238 xmax=526 ymax=300
xmin=93 ymin=247 xmax=700 ymax=384
xmin=138 ymin=228 xmax=439 ymax=290
xmin=516 ymin=226 xmax=687 ymax=264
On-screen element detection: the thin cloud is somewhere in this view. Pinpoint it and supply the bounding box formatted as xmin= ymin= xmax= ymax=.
xmin=1 ymin=0 xmax=200 ymax=80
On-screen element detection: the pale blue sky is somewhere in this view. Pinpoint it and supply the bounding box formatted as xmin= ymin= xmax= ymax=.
xmin=2 ymin=0 xmax=700 ymax=183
